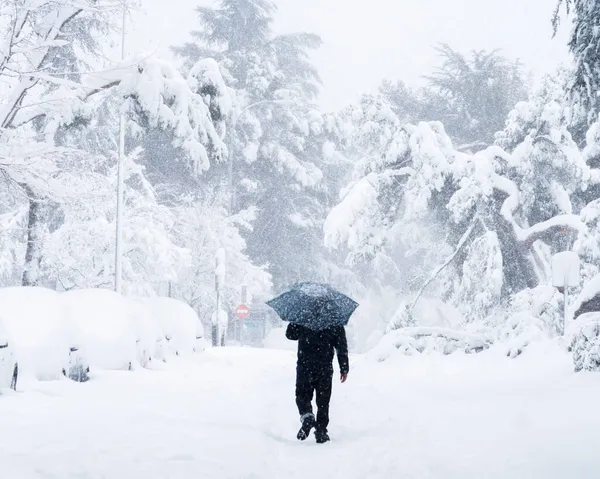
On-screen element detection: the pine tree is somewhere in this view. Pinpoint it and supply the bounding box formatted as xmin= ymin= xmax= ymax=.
xmin=381 ymin=45 xmax=528 ymax=151
xmin=553 ymin=0 xmax=600 ymax=137
xmin=173 ymin=0 xmax=331 ymax=289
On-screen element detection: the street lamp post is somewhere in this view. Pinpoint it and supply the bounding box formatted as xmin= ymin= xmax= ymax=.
xmin=114 ymin=2 xmax=127 ymax=293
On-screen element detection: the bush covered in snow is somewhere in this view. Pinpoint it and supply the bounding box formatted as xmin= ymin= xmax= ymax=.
xmin=369 ymin=327 xmax=492 ymax=362
xmin=387 ymin=297 xmax=464 ymax=332
xmin=481 ymin=286 xmax=563 ymax=358
xmin=570 ymin=314 xmax=600 ymax=372
xmin=372 ymin=284 xmax=565 ymax=362
xmin=492 ymin=313 xmax=550 ymax=359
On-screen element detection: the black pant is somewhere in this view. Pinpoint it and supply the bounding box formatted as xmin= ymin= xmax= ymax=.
xmin=295 ymin=366 xmax=333 ymax=432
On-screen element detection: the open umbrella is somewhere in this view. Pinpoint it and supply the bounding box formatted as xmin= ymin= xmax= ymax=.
xmin=266 ymin=282 xmax=358 ymax=331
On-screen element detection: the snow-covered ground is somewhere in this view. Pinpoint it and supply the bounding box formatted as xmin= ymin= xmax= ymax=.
xmin=2 ymin=344 xmax=600 ymax=479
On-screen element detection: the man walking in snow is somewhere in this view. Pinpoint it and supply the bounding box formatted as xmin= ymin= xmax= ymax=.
xmin=286 ymin=323 xmax=349 ymax=443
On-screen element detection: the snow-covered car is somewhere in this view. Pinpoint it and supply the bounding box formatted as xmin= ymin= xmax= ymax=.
xmin=142 ymin=297 xmax=201 ymax=356
xmin=63 ymin=346 xmax=90 ymax=383
xmin=0 ymin=316 xmax=18 ymax=391
xmin=62 ymin=289 xmax=138 ymax=372
xmin=128 ymin=298 xmax=167 ymax=367
xmin=0 ymin=287 xmax=75 ymax=382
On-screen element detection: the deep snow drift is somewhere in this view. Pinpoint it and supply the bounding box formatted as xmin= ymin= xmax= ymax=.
xmin=2 ymin=341 xmax=600 ymax=479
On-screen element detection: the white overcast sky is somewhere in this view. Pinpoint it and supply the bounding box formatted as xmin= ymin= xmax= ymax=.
xmin=128 ymin=0 xmax=572 ymax=110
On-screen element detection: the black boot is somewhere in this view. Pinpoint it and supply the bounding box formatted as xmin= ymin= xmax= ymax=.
xmin=297 ymin=413 xmax=316 ymax=440
xmin=315 ymin=429 xmax=330 ymax=444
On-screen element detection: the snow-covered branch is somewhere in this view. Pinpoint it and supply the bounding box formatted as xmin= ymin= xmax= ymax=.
xmin=409 ymin=217 xmax=479 ymax=313
xmin=0 ymin=4 xmax=84 ymax=128
xmin=489 ymin=164 xmax=586 ymax=244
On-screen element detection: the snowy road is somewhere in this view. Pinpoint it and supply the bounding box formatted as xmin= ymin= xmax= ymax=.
xmin=2 ymin=344 xmax=600 ymax=479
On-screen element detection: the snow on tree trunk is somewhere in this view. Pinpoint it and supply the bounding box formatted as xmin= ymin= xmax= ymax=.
xmin=21 ymin=187 xmax=46 ymax=287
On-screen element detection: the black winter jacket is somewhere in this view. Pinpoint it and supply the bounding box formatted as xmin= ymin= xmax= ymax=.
xmin=285 ymin=323 xmax=349 ymax=375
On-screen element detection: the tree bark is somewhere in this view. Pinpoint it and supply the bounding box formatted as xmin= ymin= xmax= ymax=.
xmin=21 ymin=187 xmax=45 ymax=286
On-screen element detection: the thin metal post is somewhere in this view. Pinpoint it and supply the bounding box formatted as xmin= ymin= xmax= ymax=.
xmin=114 ymin=3 xmax=127 ymax=293
xmin=213 ymin=289 xmax=220 ymax=346
xmin=563 ymin=278 xmax=568 ymax=336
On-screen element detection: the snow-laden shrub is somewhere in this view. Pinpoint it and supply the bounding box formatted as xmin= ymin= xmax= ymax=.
xmin=387 ymin=296 xmax=463 ymax=332
xmin=0 ymin=287 xmax=72 ymax=380
xmin=494 ymin=313 xmax=549 ymax=359
xmin=368 ymin=326 xmax=491 ymax=362
xmin=62 ymin=289 xmax=138 ymax=371
xmin=142 ymin=297 xmax=201 ymax=356
xmin=512 ymin=286 xmax=563 ymax=333
xmin=483 ymin=286 xmax=562 ymax=358
xmin=571 ymin=313 xmax=600 ymax=372
xmin=371 ymin=296 xmax=481 ymax=361
xmin=368 ymin=331 xmax=418 ymax=362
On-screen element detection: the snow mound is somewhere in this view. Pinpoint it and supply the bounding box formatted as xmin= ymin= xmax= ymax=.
xmin=143 ymin=297 xmax=201 ymax=356
xmin=0 ymin=287 xmax=71 ymax=381
xmin=62 ymin=289 xmax=138 ymax=371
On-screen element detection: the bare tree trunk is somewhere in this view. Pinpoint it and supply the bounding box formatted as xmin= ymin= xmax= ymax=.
xmin=21 ymin=187 xmax=45 ymax=286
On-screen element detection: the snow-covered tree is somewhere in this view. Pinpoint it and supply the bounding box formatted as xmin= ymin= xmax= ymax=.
xmin=496 ymin=71 xmax=587 ymax=228
xmin=553 ymin=0 xmax=600 ymax=137
xmin=325 ymin=112 xmax=587 ymax=326
xmin=169 ymin=198 xmax=271 ymax=320
xmin=381 ymin=45 xmax=528 ymax=151
xmin=172 ymin=0 xmax=332 ymax=289
xmin=425 ymin=45 xmax=527 ymax=148
xmin=0 ymin=1 xmax=231 ymax=286
xmin=41 ymin=149 xmax=189 ymax=294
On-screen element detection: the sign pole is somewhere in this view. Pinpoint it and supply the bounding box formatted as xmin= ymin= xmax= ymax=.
xmin=563 ymin=275 xmax=568 ymax=336
xmin=213 ymin=288 xmax=219 ymax=347
xmin=551 ymin=251 xmax=580 ymax=337
xmin=235 ymin=303 xmax=250 ymax=345
xmin=240 ymin=284 xmax=248 ymax=344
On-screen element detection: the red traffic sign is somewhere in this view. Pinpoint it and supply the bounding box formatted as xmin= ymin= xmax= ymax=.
xmin=236 ymin=304 xmax=250 ymax=319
